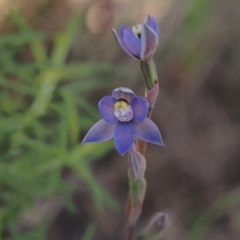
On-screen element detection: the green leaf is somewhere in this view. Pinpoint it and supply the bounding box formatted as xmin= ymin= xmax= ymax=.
xmin=187 ymin=187 xmax=240 ymax=240
xmin=8 ymin=219 xmax=47 ymax=240
xmin=66 ymin=143 xmax=117 ymax=210
xmin=82 ymin=225 xmax=96 ymax=240
xmin=0 ymin=32 xmax=45 ymax=48
xmin=60 ymin=88 xmax=80 ymax=146
xmin=9 ymin=9 xmax=47 ymax=63
xmin=69 ymin=159 xmax=117 ymax=211
xmin=51 ymin=14 xmax=84 ymax=65
xmin=68 ymin=142 xmax=113 ymax=164
xmin=0 ymin=164 xmax=41 ymax=196
xmin=0 ymin=76 xmax=32 ymax=95
xmin=0 ymin=116 xmax=23 ymax=133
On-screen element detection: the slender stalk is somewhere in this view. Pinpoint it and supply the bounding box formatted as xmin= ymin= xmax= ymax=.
xmin=140 ymin=59 xmax=158 ymax=91
xmin=124 ymin=147 xmax=147 ymax=240
xmin=139 ymin=59 xmax=159 ymax=155
xmin=125 ymin=227 xmax=134 ymax=240
xmin=125 ymin=59 xmax=159 ymax=240
xmin=124 ymin=194 xmax=134 ymax=240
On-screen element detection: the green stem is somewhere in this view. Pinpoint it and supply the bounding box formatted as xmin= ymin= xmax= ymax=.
xmin=140 ymin=59 xmax=158 ymax=90
xmin=139 ymin=59 xmax=159 ymax=155
xmin=124 ymin=149 xmax=147 ymax=240
xmin=125 ymin=59 xmax=159 ymax=239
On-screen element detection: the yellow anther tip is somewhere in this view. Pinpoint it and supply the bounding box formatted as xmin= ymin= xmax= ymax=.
xmin=114 ymin=101 xmax=121 ymax=109
xmin=114 ymin=100 xmax=128 ymax=110
xmin=120 ymin=101 xmax=128 ymax=109
xmin=135 ymin=29 xmax=141 ymax=34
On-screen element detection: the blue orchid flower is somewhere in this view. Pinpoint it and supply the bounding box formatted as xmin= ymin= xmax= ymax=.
xmin=112 ymin=15 xmax=159 ymax=62
xmin=82 ymin=87 xmax=164 ymax=156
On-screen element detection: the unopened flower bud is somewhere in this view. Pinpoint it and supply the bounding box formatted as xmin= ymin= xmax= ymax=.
xmin=136 ymin=212 xmax=169 ymax=240
xmin=145 ymin=82 xmax=159 ymax=110
xmin=112 ymin=15 xmax=159 ymax=61
xmin=146 ymin=212 xmax=168 ymax=235
xmin=128 ymin=148 xmax=146 ymax=180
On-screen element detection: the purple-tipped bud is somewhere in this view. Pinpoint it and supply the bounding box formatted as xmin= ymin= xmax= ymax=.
xmin=112 ymin=15 xmax=159 ymax=62
xmin=146 ymin=212 xmax=168 ymax=235
xmin=136 ymin=212 xmax=168 ymax=240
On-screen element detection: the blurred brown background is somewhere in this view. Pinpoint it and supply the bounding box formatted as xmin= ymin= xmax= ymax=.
xmin=1 ymin=0 xmax=240 ymax=239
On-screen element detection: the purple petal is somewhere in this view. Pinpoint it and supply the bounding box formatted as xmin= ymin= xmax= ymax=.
xmin=121 ymin=26 xmax=141 ymax=59
xmin=134 ymin=118 xmax=164 ymax=145
xmin=140 ymin=19 xmax=159 ymax=61
xmin=112 ymin=28 xmax=140 ymax=61
xmin=98 ymin=96 xmax=118 ymax=124
xmin=114 ymin=122 xmax=135 ymax=156
xmin=130 ymin=96 xmax=149 ymax=123
xmin=82 ymin=119 xmax=116 ymax=143
xmin=145 ymin=16 xmax=159 ymax=36
xmin=112 ymin=87 xmax=136 ymax=102
xmin=119 ymin=24 xmax=131 ymax=38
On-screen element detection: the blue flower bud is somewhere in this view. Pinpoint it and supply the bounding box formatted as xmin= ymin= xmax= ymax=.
xmin=112 ymin=15 xmax=159 ymax=61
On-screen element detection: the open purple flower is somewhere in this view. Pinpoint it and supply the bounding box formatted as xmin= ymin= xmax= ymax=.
xmin=112 ymin=15 xmax=159 ymax=62
xmin=82 ymin=87 xmax=164 ymax=156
